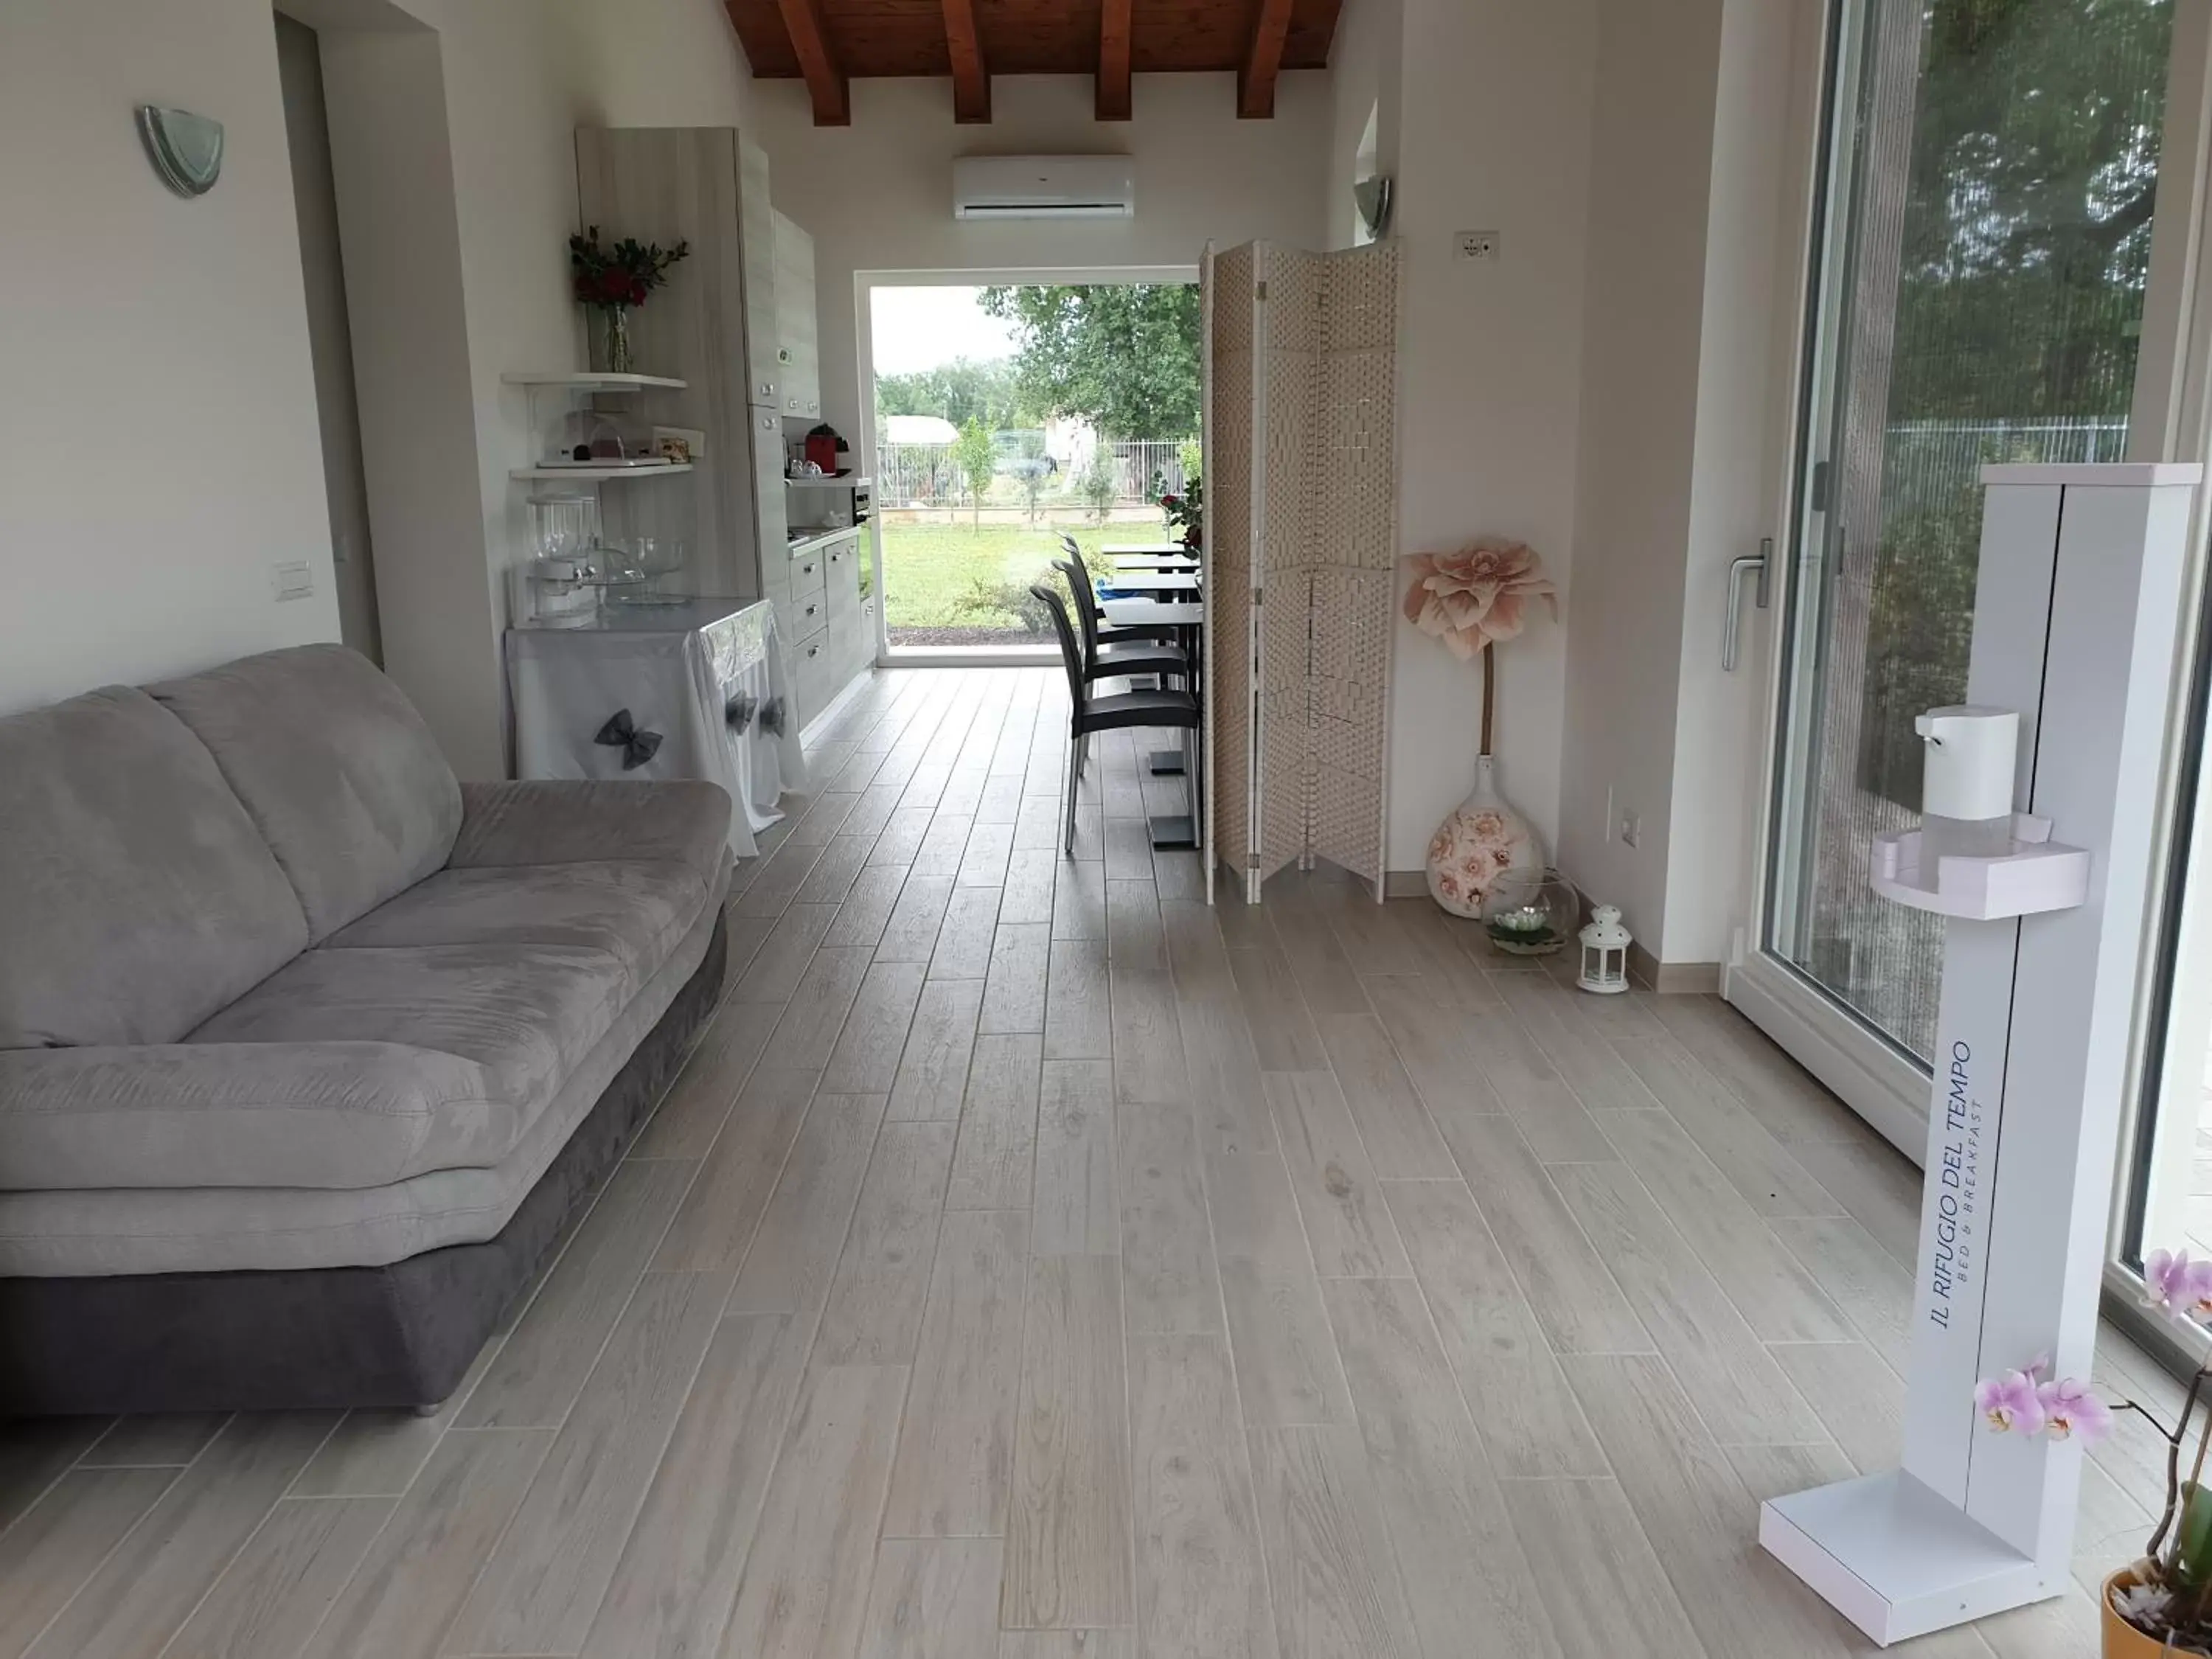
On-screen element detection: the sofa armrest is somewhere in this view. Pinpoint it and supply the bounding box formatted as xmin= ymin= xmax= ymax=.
xmin=449 ymin=780 xmax=731 ymax=886
xmin=0 ymin=1042 xmax=512 ymax=1192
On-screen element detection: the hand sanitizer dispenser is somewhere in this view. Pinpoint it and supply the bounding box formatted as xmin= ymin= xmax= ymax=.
xmin=1917 ymin=705 xmax=2018 ymax=860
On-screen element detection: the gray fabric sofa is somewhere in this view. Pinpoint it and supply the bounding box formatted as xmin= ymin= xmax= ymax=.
xmin=0 ymin=644 xmax=731 ymax=1412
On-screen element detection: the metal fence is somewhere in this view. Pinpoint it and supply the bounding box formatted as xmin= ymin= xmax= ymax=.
xmin=874 ymin=438 xmax=1193 ymax=508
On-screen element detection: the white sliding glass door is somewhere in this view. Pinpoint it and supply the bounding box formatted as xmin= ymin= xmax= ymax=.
xmin=1736 ymin=0 xmax=2183 ymax=1149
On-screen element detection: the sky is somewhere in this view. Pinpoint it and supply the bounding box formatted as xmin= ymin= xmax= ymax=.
xmin=870 ymin=286 xmax=1020 ymax=375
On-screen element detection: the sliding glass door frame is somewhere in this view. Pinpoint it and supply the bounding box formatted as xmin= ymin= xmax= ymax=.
xmin=1725 ymin=0 xmax=2212 ymax=1181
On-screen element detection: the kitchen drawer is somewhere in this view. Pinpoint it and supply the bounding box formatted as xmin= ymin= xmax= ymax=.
xmin=789 ymin=546 xmax=827 ymax=599
xmin=780 ymin=592 xmax=828 ymax=647
xmin=791 ymin=631 xmax=835 ymax=721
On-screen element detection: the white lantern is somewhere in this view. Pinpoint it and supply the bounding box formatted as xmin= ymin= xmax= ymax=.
xmin=1578 ymin=904 xmax=1632 ymax=995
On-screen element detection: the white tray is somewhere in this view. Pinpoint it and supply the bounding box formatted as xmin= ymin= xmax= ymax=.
xmin=1869 ymin=813 xmax=2088 ymax=920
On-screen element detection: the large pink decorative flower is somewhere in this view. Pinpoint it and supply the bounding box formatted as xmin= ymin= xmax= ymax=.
xmin=1401 ymin=538 xmax=1559 ymax=661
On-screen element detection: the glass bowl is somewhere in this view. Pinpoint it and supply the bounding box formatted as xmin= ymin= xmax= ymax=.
xmin=1479 ymin=866 xmax=1580 ymax=956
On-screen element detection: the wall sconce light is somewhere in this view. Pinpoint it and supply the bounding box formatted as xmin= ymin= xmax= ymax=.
xmin=136 ymin=106 xmax=225 ymax=198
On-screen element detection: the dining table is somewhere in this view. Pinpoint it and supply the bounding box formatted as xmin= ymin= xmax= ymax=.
xmin=1104 ymin=571 xmax=1201 ymax=597
xmin=1111 ymin=554 xmax=1199 ymax=572
xmin=1101 ymin=596 xmax=1206 ymax=849
xmin=1102 ymin=541 xmax=1194 ymax=557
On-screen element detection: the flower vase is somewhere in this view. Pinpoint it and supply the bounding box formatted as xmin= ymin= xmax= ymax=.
xmin=1426 ymin=754 xmax=1540 ymax=919
xmin=2104 ymin=1565 xmax=2211 ymax=1657
xmin=601 ymin=305 xmax=632 ymax=375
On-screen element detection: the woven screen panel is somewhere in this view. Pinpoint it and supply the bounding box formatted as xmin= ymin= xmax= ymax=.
xmin=1308 ymin=566 xmax=1392 ymax=879
xmin=1258 ymin=244 xmax=1330 ymax=877
xmin=1306 ymin=243 xmax=1400 ymax=882
xmin=1208 ymin=244 xmax=1256 ymax=874
xmin=1260 ymin=570 xmax=1312 ymax=880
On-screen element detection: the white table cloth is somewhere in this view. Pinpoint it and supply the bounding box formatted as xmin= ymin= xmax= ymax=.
xmin=507 ymin=597 xmax=807 ymax=859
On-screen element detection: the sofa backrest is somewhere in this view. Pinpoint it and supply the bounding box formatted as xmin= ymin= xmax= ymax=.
xmin=0 ymin=687 xmax=311 ymax=1048
xmin=150 ymin=644 xmax=463 ymax=942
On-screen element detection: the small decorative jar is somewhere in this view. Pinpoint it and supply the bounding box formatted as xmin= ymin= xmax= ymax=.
xmin=1479 ymin=867 xmax=1579 ymax=957
xmin=1578 ymin=905 xmax=1632 ymax=994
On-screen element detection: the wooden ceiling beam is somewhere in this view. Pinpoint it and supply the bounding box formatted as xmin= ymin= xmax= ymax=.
xmin=942 ymin=0 xmax=990 ymax=122
xmin=773 ymin=0 xmax=850 ymax=125
xmin=1237 ymin=0 xmax=1294 ymax=118
xmin=1096 ymin=0 xmax=1133 ymax=121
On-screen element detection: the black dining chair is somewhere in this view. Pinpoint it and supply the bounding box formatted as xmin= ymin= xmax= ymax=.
xmin=1052 ymin=557 xmax=1189 ymax=680
xmin=1057 ymin=538 xmax=1181 ymax=647
xmin=1032 ymin=583 xmax=1199 ymax=855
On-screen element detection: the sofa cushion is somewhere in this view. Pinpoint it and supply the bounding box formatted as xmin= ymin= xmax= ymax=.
xmin=189 ymin=942 xmax=630 ymax=1110
xmin=150 ymin=644 xmax=463 ymax=940
xmin=0 ymin=886 xmax=726 ymax=1275
xmin=449 ymin=779 xmax=731 ymax=889
xmin=0 ymin=686 xmax=310 ymax=1050
xmin=0 ymin=1040 xmax=515 ymax=1190
xmin=324 ymin=860 xmax=707 ymax=997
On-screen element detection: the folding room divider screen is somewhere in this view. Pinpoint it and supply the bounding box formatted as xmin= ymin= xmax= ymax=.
xmin=1202 ymin=239 xmax=1400 ymax=905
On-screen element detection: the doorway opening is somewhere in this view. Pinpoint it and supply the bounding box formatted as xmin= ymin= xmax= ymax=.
xmin=864 ymin=280 xmax=1200 ymax=657
xmin=276 ymin=8 xmax=382 ymax=662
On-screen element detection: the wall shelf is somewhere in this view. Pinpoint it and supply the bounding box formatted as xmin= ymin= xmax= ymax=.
xmin=502 ymin=372 xmax=687 ymax=393
xmin=509 ymin=463 xmax=695 ymax=482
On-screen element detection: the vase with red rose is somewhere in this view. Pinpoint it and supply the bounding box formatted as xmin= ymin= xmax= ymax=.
xmin=1401 ymin=538 xmax=1558 ymax=919
xmin=568 ymin=226 xmax=689 ymax=377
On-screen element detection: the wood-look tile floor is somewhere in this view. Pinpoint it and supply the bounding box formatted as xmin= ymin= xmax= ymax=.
xmin=0 ymin=664 xmax=2188 ymax=1658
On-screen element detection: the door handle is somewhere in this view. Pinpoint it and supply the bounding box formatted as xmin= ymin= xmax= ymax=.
xmin=1723 ymin=538 xmax=1773 ymax=673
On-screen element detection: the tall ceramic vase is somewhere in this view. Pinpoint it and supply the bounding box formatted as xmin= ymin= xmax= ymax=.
xmin=1426 ymin=754 xmax=1539 ymax=918
xmin=1425 ymin=644 xmax=1540 ymax=918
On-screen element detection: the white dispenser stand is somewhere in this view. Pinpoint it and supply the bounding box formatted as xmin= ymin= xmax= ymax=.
xmin=1759 ymin=463 xmax=2199 ymax=1644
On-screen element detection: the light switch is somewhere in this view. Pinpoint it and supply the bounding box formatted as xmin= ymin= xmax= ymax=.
xmin=272 ymin=560 xmax=315 ymax=601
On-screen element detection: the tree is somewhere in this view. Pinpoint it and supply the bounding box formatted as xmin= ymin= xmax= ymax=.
xmin=873 ymin=358 xmax=1026 ymax=430
xmin=952 ymin=417 xmax=998 ymax=528
xmin=978 ymin=284 xmax=1200 ymax=439
xmin=1846 ymin=0 xmax=2172 ymax=808
xmin=1077 ymin=450 xmax=1119 ymax=524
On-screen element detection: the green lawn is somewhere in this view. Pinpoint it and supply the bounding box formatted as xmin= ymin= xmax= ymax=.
xmin=881 ymin=521 xmax=1161 ymax=643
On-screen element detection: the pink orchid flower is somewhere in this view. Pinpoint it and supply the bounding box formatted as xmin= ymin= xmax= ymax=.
xmin=2036 ymin=1377 xmax=2113 ymax=1445
xmin=1975 ymin=1369 xmax=2046 ymax=1436
xmin=2185 ymin=1257 xmax=2212 ymax=1321
xmin=2146 ymin=1248 xmax=2198 ymax=1318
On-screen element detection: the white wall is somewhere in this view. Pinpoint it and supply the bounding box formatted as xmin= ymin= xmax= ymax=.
xmin=0 ymin=0 xmax=342 ymax=715
xmin=747 ymin=72 xmax=1330 ymax=448
xmin=1554 ymin=0 xmax=1724 ymax=950
xmin=1554 ymin=0 xmax=1813 ymax=967
xmin=0 ymin=0 xmax=755 ymax=758
xmin=1385 ymin=0 xmax=1597 ymax=872
xmin=312 ymin=0 xmax=755 ymax=775
xmin=1325 ymin=0 xmax=1401 ymax=253
xmin=1658 ymin=0 xmax=1814 ymax=966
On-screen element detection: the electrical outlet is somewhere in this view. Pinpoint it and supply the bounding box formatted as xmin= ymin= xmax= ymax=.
xmin=1455 ymin=229 xmax=1500 ymax=262
xmin=1619 ymin=809 xmax=1642 ymax=849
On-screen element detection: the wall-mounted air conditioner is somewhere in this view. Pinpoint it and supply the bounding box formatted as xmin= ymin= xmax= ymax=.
xmin=951 ymin=156 xmax=1135 ymax=221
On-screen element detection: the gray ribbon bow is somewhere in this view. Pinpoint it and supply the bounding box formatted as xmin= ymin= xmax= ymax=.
xmin=594 ymin=709 xmax=663 ymax=771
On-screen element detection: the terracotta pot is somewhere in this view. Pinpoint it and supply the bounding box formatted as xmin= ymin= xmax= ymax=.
xmin=1425 ymin=754 xmax=1540 ymax=919
xmin=2105 ymin=1565 xmax=2212 ymax=1658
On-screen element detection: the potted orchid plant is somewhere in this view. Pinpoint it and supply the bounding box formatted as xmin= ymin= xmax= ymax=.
xmin=1980 ymin=1247 xmax=2212 ymax=1655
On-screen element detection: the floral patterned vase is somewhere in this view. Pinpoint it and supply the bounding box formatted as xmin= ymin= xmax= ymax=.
xmin=1426 ymin=754 xmax=1540 ymax=919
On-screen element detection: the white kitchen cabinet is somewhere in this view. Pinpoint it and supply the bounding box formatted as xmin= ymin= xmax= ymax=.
xmin=772 ymin=211 xmax=821 ymax=422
